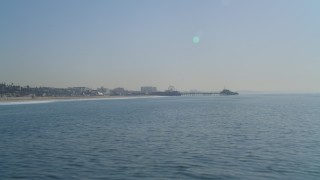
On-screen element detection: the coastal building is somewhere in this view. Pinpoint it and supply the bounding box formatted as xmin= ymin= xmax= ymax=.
xmin=141 ymin=86 xmax=157 ymax=94
xmin=68 ymin=87 xmax=91 ymax=96
xmin=111 ymin=87 xmax=126 ymax=96
xmin=97 ymin=86 xmax=110 ymax=95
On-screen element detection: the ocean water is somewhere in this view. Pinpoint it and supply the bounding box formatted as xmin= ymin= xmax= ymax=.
xmin=1 ymin=95 xmax=320 ymax=179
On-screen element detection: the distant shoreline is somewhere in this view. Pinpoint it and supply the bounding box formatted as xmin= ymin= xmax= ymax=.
xmin=0 ymin=95 xmax=158 ymax=103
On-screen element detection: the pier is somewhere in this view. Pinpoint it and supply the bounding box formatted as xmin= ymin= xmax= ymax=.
xmin=181 ymin=89 xmax=239 ymax=96
xmin=181 ymin=92 xmax=219 ymax=96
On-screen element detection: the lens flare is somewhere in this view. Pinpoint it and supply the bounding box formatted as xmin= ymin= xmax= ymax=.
xmin=192 ymin=36 xmax=200 ymax=44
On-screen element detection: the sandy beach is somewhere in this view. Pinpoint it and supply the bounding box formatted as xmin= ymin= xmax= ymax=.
xmin=0 ymin=95 xmax=156 ymax=103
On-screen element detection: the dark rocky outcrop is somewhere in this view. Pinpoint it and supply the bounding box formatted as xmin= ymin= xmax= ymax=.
xmin=219 ymin=89 xmax=239 ymax=95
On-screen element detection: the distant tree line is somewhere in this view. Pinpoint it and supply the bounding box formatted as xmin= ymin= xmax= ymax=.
xmin=0 ymin=83 xmax=98 ymax=97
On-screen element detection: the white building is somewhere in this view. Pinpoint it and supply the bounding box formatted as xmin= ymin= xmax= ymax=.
xmin=141 ymin=86 xmax=157 ymax=94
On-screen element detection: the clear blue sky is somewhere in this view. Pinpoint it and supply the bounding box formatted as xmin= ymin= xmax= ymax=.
xmin=1 ymin=0 xmax=320 ymax=92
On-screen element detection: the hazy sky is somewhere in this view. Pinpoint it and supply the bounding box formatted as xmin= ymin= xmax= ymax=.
xmin=1 ymin=0 xmax=320 ymax=92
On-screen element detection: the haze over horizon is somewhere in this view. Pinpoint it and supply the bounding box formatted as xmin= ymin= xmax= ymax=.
xmin=1 ymin=0 xmax=320 ymax=93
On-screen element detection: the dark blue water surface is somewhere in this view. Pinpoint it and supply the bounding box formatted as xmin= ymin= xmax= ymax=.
xmin=1 ymin=95 xmax=320 ymax=179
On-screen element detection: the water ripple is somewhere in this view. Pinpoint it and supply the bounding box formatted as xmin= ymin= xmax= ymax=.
xmin=1 ymin=95 xmax=320 ymax=179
